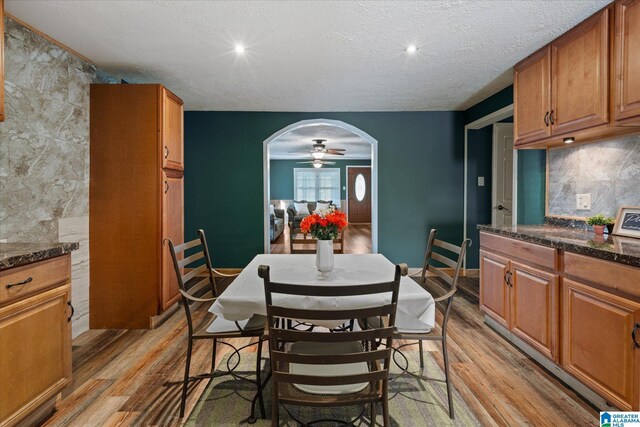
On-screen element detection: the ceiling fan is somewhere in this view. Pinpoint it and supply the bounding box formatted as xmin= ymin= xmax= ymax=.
xmin=296 ymin=159 xmax=336 ymax=169
xmin=289 ymin=139 xmax=346 ymax=159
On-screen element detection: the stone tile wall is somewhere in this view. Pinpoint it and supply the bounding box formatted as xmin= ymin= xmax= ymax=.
xmin=0 ymin=17 xmax=116 ymax=337
xmin=548 ymin=134 xmax=640 ymax=218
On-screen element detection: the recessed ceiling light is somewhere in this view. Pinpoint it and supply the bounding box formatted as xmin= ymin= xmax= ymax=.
xmin=406 ymin=44 xmax=418 ymax=54
xmin=234 ymin=44 xmax=246 ymax=54
xmin=563 ymin=137 xmax=575 ymax=144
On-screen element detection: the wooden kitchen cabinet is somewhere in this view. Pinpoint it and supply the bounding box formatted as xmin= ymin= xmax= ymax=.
xmin=161 ymin=170 xmax=184 ymax=310
xmin=514 ymin=47 xmax=552 ymax=145
xmin=614 ymin=0 xmax=640 ymax=125
xmin=551 ymin=8 xmax=610 ymax=135
xmin=563 ymin=278 xmax=640 ymax=411
xmin=0 ymin=256 xmax=72 ymax=426
xmin=479 ymin=250 xmax=510 ymax=328
xmin=514 ymin=7 xmax=610 ymax=146
xmin=479 ymin=237 xmax=560 ymax=361
xmin=510 ymin=261 xmax=559 ymax=361
xmin=90 ymin=84 xmax=184 ymax=329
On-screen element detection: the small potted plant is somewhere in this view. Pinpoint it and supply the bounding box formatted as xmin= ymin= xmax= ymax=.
xmin=586 ymin=214 xmax=608 ymax=235
xmin=605 ymin=216 xmax=615 ymax=234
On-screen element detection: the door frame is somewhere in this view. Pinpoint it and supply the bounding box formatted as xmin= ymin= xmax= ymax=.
xmin=263 ymin=119 xmax=378 ymax=254
xmin=491 ymin=122 xmax=516 ymax=225
xmin=463 ymin=104 xmax=516 ymax=268
xmin=345 ymin=165 xmax=372 ymax=223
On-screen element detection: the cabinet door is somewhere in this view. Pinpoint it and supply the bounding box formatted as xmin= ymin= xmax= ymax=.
xmin=614 ymin=0 xmax=640 ymax=124
xmin=563 ymin=279 xmax=640 ymax=411
xmin=479 ymin=250 xmax=510 ymax=327
xmin=551 ymin=8 xmax=610 ymax=135
xmin=510 ymin=262 xmax=559 ymax=361
xmin=0 ymin=285 xmax=71 ymax=425
xmin=162 ymin=172 xmax=184 ymax=310
xmin=162 ymin=88 xmax=184 ymax=171
xmin=514 ymin=46 xmax=551 ymax=145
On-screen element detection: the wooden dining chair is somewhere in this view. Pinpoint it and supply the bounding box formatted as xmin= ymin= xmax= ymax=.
xmin=167 ymin=229 xmax=266 ymax=418
xmin=361 ymin=229 xmax=470 ymax=419
xmin=258 ymin=263 xmax=405 ymax=427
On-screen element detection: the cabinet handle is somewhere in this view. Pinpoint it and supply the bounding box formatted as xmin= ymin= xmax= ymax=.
xmin=549 ymin=110 xmax=555 ymax=125
xmin=164 ymin=181 xmax=169 ymax=193
xmin=544 ymin=111 xmax=549 ymax=127
xmin=67 ymin=301 xmax=74 ymax=322
xmin=633 ymin=323 xmax=640 ymax=349
xmin=503 ymin=271 xmax=512 ymax=287
xmin=6 ymin=276 xmax=33 ymax=289
xmin=164 ymin=145 xmax=169 ymax=159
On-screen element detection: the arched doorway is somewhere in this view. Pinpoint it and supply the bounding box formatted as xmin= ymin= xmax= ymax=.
xmin=263 ymin=119 xmax=378 ymax=253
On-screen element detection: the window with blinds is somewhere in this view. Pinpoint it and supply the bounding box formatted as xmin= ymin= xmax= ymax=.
xmin=293 ymin=168 xmax=340 ymax=206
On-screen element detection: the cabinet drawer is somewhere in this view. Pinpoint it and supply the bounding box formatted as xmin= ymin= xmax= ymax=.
xmin=480 ymin=232 xmax=558 ymax=270
xmin=564 ymin=252 xmax=640 ymax=299
xmin=0 ymin=256 xmax=71 ymax=305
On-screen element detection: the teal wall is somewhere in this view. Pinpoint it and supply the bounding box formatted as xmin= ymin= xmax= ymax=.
xmin=185 ymin=112 xmax=464 ymax=267
xmin=517 ymin=150 xmax=546 ymax=224
xmin=270 ymin=159 xmax=371 ymax=201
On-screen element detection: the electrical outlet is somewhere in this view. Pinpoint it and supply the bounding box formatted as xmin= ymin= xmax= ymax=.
xmin=477 ymin=176 xmax=485 ymax=187
xmin=576 ymin=193 xmax=591 ymax=210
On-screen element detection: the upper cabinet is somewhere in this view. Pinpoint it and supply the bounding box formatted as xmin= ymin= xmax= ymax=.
xmin=614 ymin=0 xmax=640 ymax=125
xmin=515 ymin=3 xmax=640 ymax=148
xmin=551 ymin=8 xmax=610 ymax=135
xmin=162 ymin=88 xmax=184 ymax=171
xmin=514 ymin=47 xmax=551 ymax=144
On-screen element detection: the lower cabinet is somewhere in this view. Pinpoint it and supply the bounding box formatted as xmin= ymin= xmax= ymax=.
xmin=563 ymin=278 xmax=640 ymax=411
xmin=479 ymin=245 xmax=559 ymax=362
xmin=0 ymin=284 xmax=72 ymax=426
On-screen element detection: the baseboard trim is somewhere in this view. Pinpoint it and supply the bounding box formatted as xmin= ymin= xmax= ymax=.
xmin=149 ymin=303 xmax=180 ymax=329
xmin=484 ymin=315 xmax=617 ymax=412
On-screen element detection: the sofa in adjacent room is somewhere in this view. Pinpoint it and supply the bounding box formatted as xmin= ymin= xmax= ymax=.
xmin=286 ymin=200 xmax=333 ymax=231
xmin=270 ymin=206 xmax=285 ymax=241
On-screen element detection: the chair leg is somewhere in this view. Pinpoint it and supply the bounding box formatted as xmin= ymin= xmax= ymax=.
xmin=211 ymin=338 xmax=217 ymax=373
xmin=382 ymin=388 xmax=390 ymax=427
xmin=442 ymin=336 xmax=454 ymax=419
xmin=256 ymin=337 xmax=266 ymax=418
xmin=180 ymin=338 xmax=193 ymax=418
xmin=272 ymin=384 xmax=279 ymax=427
xmin=418 ymin=339 xmax=424 ymax=369
xmin=370 ymin=401 xmax=376 ymax=426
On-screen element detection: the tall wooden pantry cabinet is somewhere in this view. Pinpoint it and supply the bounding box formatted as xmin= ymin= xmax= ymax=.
xmin=90 ymin=84 xmax=184 ymax=329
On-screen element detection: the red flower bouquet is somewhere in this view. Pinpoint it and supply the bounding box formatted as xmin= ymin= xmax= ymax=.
xmin=299 ymin=207 xmax=348 ymax=240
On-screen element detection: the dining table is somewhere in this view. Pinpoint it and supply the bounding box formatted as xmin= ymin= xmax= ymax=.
xmin=210 ymin=253 xmax=436 ymax=333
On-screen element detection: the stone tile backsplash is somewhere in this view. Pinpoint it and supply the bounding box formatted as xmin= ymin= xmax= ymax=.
xmin=548 ymin=134 xmax=640 ymax=218
xmin=0 ymin=17 xmax=116 ymax=337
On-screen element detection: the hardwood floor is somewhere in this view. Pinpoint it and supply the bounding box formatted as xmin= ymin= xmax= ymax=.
xmin=270 ymin=223 xmax=372 ymax=254
xmin=40 ymin=275 xmax=598 ymax=426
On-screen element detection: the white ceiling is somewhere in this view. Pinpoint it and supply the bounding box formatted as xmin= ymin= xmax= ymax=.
xmin=270 ymin=124 xmax=371 ymax=160
xmin=6 ymin=0 xmax=610 ymax=111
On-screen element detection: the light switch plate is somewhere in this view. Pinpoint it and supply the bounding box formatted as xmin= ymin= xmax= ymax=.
xmin=576 ymin=193 xmax=591 ymax=210
xmin=477 ymin=176 xmax=485 ymax=187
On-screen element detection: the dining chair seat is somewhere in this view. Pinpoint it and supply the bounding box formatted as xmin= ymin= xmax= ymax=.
xmin=289 ymin=341 xmax=369 ymax=395
xmin=205 ymin=314 xmax=266 ymax=335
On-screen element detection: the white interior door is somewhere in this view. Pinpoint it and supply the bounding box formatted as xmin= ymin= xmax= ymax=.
xmin=492 ymin=123 xmax=514 ymax=226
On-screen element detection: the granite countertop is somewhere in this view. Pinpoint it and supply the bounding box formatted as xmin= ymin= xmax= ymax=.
xmin=0 ymin=243 xmax=79 ymax=271
xmin=477 ymin=224 xmax=640 ymax=268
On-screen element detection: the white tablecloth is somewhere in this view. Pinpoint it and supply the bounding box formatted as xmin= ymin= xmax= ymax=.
xmin=209 ymin=254 xmax=435 ymax=331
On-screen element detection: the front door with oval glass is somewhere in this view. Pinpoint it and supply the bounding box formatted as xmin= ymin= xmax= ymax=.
xmin=347 ymin=167 xmax=371 ymax=223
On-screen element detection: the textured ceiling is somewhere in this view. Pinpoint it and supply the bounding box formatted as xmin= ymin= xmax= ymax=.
xmin=6 ymin=0 xmax=610 ymax=111
xmin=269 ymin=124 xmax=371 ymax=160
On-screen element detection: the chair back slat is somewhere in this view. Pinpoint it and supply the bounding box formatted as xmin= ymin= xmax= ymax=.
xmin=271 ymin=326 xmax=395 ymax=343
xmin=271 ymin=348 xmax=391 ymax=365
xmin=186 ymin=276 xmax=212 ymax=296
xmin=430 ymin=251 xmax=458 ymax=269
xmin=433 ymin=238 xmax=462 ymax=254
xmin=173 ymin=238 xmax=201 ymax=253
xmin=267 ymin=281 xmax=398 ymax=298
xmin=273 ymin=370 xmax=387 ymax=387
xmin=269 ymin=305 xmax=396 ymax=322
xmin=426 ymin=264 xmax=454 ymax=286
xmin=178 ymin=251 xmax=204 ymax=269
xmin=182 ymin=264 xmax=208 ymax=284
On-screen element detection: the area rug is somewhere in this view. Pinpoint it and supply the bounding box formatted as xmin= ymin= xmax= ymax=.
xmin=186 ymin=348 xmax=480 ymax=426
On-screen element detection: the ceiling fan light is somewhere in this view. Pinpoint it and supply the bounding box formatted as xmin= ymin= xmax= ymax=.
xmin=311 ymin=151 xmax=325 ymax=159
xmin=312 ymin=162 xmax=322 ymax=168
